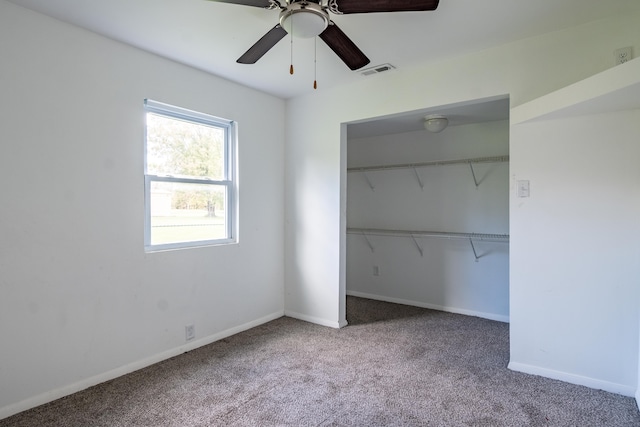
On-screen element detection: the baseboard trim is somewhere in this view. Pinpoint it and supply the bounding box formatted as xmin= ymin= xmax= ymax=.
xmin=508 ymin=361 xmax=636 ymax=397
xmin=347 ymin=291 xmax=509 ymax=323
xmin=284 ymin=310 xmax=343 ymax=329
xmin=0 ymin=309 xmax=284 ymax=421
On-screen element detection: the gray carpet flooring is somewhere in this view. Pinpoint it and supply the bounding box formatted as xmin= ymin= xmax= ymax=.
xmin=2 ymin=296 xmax=639 ymax=426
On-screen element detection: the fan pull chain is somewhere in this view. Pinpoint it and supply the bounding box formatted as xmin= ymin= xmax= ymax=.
xmin=289 ymin=14 xmax=294 ymax=75
xmin=313 ymin=37 xmax=317 ymax=89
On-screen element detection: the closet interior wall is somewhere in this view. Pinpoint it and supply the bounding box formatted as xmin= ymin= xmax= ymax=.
xmin=346 ymin=119 xmax=510 ymax=322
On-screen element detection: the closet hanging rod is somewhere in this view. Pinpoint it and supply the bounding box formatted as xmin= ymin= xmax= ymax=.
xmin=347 ymin=227 xmax=509 ymax=242
xmin=347 ymin=155 xmax=509 ymax=173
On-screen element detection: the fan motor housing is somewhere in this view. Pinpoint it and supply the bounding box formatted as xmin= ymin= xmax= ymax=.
xmin=279 ymin=2 xmax=329 ymax=38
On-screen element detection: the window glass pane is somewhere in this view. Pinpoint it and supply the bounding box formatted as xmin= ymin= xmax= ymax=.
xmin=149 ymin=181 xmax=228 ymax=246
xmin=146 ymin=113 xmax=225 ymax=180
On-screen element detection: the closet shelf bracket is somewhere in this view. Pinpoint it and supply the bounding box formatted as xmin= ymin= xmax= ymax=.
xmin=412 ymin=168 xmax=425 ymax=190
xmin=410 ymin=234 xmax=424 ymax=257
xmin=469 ymin=238 xmax=480 ymax=262
xmin=469 ymin=162 xmax=480 ymax=188
xmin=362 ymin=233 xmax=375 ymax=253
xmin=363 ymin=171 xmax=375 ymax=191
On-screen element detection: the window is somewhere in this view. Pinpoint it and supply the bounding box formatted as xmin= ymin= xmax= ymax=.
xmin=144 ymin=99 xmax=236 ymax=251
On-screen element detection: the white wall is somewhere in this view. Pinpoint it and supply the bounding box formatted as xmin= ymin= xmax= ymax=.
xmin=509 ymin=110 xmax=640 ymax=395
xmin=346 ymin=121 xmax=509 ymax=321
xmin=0 ymin=1 xmax=285 ymax=418
xmin=284 ymin=11 xmax=640 ymax=394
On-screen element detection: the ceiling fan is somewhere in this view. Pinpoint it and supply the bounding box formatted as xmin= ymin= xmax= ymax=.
xmin=208 ymin=0 xmax=440 ymax=71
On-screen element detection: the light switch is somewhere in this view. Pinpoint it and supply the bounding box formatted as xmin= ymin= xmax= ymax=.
xmin=517 ymin=180 xmax=530 ymax=198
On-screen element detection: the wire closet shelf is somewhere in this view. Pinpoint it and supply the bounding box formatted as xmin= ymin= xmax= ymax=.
xmin=346 ymin=155 xmax=509 ymax=173
xmin=347 ymin=155 xmax=509 ymax=189
xmin=347 ymin=228 xmax=509 ymax=261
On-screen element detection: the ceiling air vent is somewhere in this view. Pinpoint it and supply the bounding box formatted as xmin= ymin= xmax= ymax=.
xmin=359 ymin=63 xmax=396 ymax=76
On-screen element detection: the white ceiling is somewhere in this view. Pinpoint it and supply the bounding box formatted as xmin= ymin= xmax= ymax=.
xmin=7 ymin=0 xmax=640 ymax=101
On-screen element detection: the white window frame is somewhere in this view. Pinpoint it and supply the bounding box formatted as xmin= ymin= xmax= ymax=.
xmin=144 ymin=99 xmax=237 ymax=251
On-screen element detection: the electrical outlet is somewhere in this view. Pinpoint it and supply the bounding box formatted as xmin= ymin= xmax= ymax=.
xmin=185 ymin=324 xmax=195 ymax=341
xmin=614 ymin=47 xmax=632 ymax=65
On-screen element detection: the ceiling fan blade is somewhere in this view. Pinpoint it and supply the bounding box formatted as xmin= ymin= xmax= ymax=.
xmin=237 ymin=25 xmax=288 ymax=64
xmin=206 ymin=0 xmax=275 ymax=8
xmin=330 ymin=0 xmax=439 ymax=14
xmin=319 ymin=22 xmax=370 ymax=70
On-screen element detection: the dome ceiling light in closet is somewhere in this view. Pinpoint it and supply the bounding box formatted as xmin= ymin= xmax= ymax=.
xmin=423 ymin=114 xmax=449 ymax=133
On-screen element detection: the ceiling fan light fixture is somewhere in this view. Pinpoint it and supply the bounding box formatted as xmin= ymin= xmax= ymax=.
xmin=280 ymin=3 xmax=329 ymax=38
xmin=423 ymin=114 xmax=448 ymax=133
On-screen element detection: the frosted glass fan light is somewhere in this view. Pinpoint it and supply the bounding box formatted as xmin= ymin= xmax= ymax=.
xmin=280 ymin=3 xmax=329 ymax=38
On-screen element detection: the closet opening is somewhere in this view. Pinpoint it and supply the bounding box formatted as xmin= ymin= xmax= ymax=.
xmin=343 ymin=96 xmax=510 ymax=325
